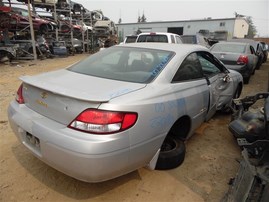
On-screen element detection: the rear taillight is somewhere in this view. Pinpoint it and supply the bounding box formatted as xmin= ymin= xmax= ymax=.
xmin=237 ymin=55 xmax=248 ymax=65
xmin=68 ymin=109 xmax=138 ymax=134
xmin=16 ymin=84 xmax=24 ymax=104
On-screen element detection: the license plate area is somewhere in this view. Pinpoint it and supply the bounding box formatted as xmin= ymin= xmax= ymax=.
xmin=25 ymin=132 xmax=41 ymax=153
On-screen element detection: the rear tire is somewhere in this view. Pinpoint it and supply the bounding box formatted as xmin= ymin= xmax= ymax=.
xmin=244 ymin=76 xmax=250 ymax=84
xmin=155 ymin=136 xmax=186 ymax=170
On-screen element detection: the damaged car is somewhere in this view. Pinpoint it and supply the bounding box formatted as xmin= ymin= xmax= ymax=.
xmin=0 ymin=6 xmax=56 ymax=33
xmin=8 ymin=43 xmax=243 ymax=182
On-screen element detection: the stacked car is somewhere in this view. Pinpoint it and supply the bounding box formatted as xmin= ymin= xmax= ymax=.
xmin=0 ymin=0 xmax=118 ymax=61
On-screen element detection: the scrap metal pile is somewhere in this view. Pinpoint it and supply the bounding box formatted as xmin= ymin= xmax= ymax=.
xmin=223 ymin=93 xmax=269 ymax=201
xmin=0 ymin=0 xmax=118 ymax=61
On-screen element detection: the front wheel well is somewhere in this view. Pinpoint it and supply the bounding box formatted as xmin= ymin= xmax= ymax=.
xmin=167 ymin=116 xmax=191 ymax=141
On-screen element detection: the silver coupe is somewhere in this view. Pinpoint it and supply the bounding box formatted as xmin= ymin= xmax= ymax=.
xmin=8 ymin=43 xmax=243 ymax=182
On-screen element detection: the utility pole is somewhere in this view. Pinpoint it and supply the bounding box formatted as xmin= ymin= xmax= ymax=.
xmin=27 ymin=0 xmax=37 ymax=60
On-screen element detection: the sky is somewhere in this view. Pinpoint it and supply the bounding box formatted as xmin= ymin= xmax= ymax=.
xmin=74 ymin=0 xmax=269 ymax=37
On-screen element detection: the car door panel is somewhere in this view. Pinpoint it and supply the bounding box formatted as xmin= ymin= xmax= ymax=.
xmin=197 ymin=52 xmax=233 ymax=120
xmin=172 ymin=52 xmax=209 ymax=135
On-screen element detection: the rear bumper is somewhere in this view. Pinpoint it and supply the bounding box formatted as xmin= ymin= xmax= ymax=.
xmin=8 ymin=101 xmax=134 ymax=182
xmin=225 ymin=64 xmax=251 ymax=79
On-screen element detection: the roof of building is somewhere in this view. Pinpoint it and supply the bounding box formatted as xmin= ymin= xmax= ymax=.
xmin=116 ymin=17 xmax=247 ymax=26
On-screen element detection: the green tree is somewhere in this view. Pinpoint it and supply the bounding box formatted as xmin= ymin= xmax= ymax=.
xmin=246 ymin=16 xmax=257 ymax=38
xmin=137 ymin=16 xmax=141 ymax=23
xmin=141 ymin=13 xmax=147 ymax=22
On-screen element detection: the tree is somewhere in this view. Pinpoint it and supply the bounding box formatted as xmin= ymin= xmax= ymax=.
xmin=141 ymin=12 xmax=147 ymax=22
xmin=137 ymin=16 xmax=141 ymax=23
xmin=246 ymin=16 xmax=257 ymax=38
xmin=118 ymin=18 xmax=122 ymax=24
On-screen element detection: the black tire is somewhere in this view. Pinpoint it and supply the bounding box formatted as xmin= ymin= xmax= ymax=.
xmin=252 ymin=68 xmax=256 ymax=75
xmin=155 ymin=136 xmax=186 ymax=170
xmin=244 ymin=76 xmax=250 ymax=84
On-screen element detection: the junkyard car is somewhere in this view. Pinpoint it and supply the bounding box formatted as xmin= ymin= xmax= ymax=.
xmin=181 ymin=33 xmax=211 ymax=48
xmin=210 ymin=41 xmax=258 ymax=84
xmin=0 ymin=7 xmax=56 ymax=33
xmin=8 ymin=43 xmax=243 ymax=182
xmin=136 ymin=32 xmax=183 ymax=44
xmin=229 ymin=38 xmax=265 ymax=70
xmin=122 ymin=35 xmax=138 ymax=44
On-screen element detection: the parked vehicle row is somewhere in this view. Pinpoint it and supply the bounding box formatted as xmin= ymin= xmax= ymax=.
xmin=210 ymin=39 xmax=268 ymax=84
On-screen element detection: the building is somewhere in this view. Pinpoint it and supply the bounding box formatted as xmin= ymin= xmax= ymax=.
xmin=116 ymin=17 xmax=249 ymax=42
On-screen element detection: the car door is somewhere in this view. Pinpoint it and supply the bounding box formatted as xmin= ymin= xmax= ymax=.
xmin=249 ymin=45 xmax=258 ymax=70
xmin=197 ymin=51 xmax=233 ymax=120
xmin=172 ymin=52 xmax=209 ymax=131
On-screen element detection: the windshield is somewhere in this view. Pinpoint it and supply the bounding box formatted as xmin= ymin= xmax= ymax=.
xmin=68 ymin=46 xmax=174 ymax=83
xmin=137 ymin=35 xmax=169 ymax=43
xmin=211 ymin=43 xmax=246 ymax=53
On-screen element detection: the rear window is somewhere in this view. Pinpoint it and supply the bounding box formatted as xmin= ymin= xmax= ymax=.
xmin=137 ymin=35 xmax=169 ymax=43
xmin=125 ymin=36 xmax=137 ymax=43
xmin=181 ymin=36 xmax=197 ymax=44
xmin=68 ymin=46 xmax=174 ymax=83
xmin=211 ymin=43 xmax=246 ymax=53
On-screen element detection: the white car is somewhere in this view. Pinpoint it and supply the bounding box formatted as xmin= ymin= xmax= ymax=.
xmin=136 ymin=32 xmax=183 ymax=44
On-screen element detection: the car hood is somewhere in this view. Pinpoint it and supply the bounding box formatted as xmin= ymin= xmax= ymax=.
xmin=21 ymin=69 xmax=147 ymax=102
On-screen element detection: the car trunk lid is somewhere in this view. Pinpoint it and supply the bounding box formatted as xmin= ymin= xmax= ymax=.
xmin=213 ymin=52 xmax=242 ymax=65
xmin=21 ymin=69 xmax=146 ymax=125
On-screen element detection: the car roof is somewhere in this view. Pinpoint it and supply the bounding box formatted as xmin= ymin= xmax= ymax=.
xmin=228 ymin=38 xmax=260 ymax=46
xmin=117 ymin=42 xmax=208 ymax=53
xmin=138 ymin=32 xmax=180 ymax=36
xmin=214 ymin=41 xmax=249 ymax=46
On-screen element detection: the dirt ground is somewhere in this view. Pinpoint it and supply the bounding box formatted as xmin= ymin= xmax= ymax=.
xmin=0 ymin=54 xmax=268 ymax=202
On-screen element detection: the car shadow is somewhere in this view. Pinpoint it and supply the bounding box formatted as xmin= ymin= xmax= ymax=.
xmin=11 ymin=143 xmax=142 ymax=200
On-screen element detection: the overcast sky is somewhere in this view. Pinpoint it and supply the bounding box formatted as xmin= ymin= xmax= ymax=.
xmin=74 ymin=0 xmax=269 ymax=37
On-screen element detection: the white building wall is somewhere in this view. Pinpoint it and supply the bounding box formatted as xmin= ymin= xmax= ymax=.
xmin=182 ymin=20 xmax=235 ymax=39
xmin=233 ymin=18 xmax=249 ymax=38
xmin=117 ymin=18 xmax=249 ymax=42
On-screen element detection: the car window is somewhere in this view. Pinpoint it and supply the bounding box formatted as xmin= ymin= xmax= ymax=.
xmin=249 ymin=46 xmax=255 ymax=54
xmin=170 ymin=35 xmax=175 ymax=43
xmin=68 ymin=46 xmax=174 ymax=83
xmin=101 ymin=51 xmax=121 ymax=65
xmin=211 ymin=43 xmax=246 ymax=53
xmin=137 ymin=35 xmax=169 ymax=43
xmin=125 ymin=36 xmax=137 ymax=43
xmin=181 ymin=36 xmax=196 ymax=44
xmin=175 ymin=36 xmax=182 ymax=44
xmin=172 ymin=53 xmax=204 ymax=82
xmin=197 ymin=52 xmax=222 ymax=77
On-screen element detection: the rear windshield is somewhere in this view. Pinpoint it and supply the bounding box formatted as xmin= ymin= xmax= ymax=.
xmin=137 ymin=35 xmax=169 ymax=43
xmin=211 ymin=43 xmax=246 ymax=53
xmin=68 ymin=46 xmax=174 ymax=83
xmin=125 ymin=36 xmax=137 ymax=43
xmin=181 ymin=36 xmax=197 ymax=44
